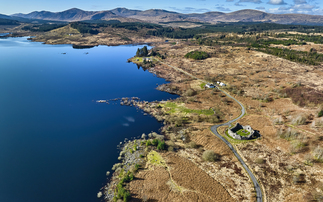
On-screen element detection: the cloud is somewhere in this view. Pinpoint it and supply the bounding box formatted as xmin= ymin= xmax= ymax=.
xmin=267 ymin=0 xmax=321 ymax=14
xmin=268 ymin=4 xmax=316 ymax=14
xmin=235 ymin=2 xmax=245 ymax=6
xmin=216 ymin=6 xmax=231 ymax=11
xmin=124 ymin=116 xmax=135 ymax=123
xmin=256 ymin=6 xmax=266 ymax=9
xmin=122 ymin=123 xmax=129 ymax=127
xmin=267 ymin=0 xmax=287 ymax=5
xmin=168 ymin=7 xmax=211 ymax=13
xmin=294 ymin=0 xmax=307 ymax=4
xmin=238 ymin=0 xmax=263 ymax=4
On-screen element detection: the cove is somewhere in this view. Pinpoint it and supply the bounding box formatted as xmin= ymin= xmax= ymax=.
xmin=0 ymin=37 xmax=178 ymax=202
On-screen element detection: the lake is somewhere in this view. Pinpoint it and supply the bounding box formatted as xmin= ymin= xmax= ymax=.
xmin=0 ymin=37 xmax=177 ymax=202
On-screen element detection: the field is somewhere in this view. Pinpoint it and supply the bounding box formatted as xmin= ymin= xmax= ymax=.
xmin=111 ymin=33 xmax=323 ymax=202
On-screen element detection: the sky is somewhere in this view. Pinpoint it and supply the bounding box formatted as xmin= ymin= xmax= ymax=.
xmin=1 ymin=0 xmax=323 ymax=15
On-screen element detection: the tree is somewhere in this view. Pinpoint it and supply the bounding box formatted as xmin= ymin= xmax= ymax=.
xmin=142 ymin=46 xmax=148 ymax=56
xmin=136 ymin=48 xmax=140 ymax=57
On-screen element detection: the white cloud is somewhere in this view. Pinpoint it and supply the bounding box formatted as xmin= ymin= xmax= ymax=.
xmin=235 ymin=2 xmax=246 ymax=6
xmin=267 ymin=0 xmax=322 ymax=15
xmin=267 ymin=0 xmax=287 ymax=5
xmin=168 ymin=7 xmax=211 ymax=13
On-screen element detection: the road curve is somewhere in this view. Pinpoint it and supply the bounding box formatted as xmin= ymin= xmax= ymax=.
xmin=156 ymin=58 xmax=263 ymax=202
xmin=210 ymin=90 xmax=263 ymax=202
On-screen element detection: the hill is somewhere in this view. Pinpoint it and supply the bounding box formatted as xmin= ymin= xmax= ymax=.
xmin=9 ymin=8 xmax=323 ymax=26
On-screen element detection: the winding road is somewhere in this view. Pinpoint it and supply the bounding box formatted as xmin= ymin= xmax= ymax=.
xmin=157 ymin=58 xmax=263 ymax=202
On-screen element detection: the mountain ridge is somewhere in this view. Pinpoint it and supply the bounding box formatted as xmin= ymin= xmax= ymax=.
xmin=9 ymin=8 xmax=323 ymax=26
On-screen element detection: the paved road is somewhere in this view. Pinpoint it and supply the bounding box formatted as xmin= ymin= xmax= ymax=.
xmin=157 ymin=58 xmax=263 ymax=202
xmin=210 ymin=90 xmax=263 ymax=202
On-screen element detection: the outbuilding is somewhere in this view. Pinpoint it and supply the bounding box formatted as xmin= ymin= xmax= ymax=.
xmin=217 ymin=81 xmax=226 ymax=87
xmin=205 ymin=83 xmax=215 ymax=88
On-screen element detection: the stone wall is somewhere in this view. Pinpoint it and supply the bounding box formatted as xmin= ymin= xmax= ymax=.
xmin=228 ymin=123 xmax=259 ymax=140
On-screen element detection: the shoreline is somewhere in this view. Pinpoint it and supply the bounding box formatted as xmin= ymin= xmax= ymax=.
xmin=1 ymin=33 xmax=165 ymax=49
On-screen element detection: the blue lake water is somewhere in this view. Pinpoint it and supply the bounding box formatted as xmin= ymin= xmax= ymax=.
xmin=0 ymin=37 xmax=177 ymax=202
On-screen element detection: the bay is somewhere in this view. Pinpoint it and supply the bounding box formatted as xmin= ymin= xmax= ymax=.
xmin=0 ymin=37 xmax=177 ymax=202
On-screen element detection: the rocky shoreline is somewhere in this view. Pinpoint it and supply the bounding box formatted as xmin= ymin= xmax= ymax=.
xmin=97 ymin=55 xmax=182 ymax=201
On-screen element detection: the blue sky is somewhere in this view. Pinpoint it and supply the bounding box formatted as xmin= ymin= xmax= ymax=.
xmin=1 ymin=0 xmax=323 ymax=15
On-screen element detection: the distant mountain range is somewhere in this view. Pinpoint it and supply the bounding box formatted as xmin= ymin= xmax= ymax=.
xmin=7 ymin=8 xmax=323 ymax=26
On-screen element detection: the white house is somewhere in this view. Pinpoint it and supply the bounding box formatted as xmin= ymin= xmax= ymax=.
xmin=217 ymin=81 xmax=226 ymax=87
xmin=205 ymin=83 xmax=215 ymax=88
xmin=143 ymin=57 xmax=152 ymax=62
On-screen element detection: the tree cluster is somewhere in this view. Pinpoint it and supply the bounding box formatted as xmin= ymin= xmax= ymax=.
xmin=135 ymin=46 xmax=148 ymax=57
xmin=254 ymin=47 xmax=323 ymax=65
xmin=0 ymin=19 xmax=20 ymax=25
xmin=22 ymin=24 xmax=65 ymax=32
xmin=184 ymin=50 xmax=209 ymax=60
xmin=70 ymin=22 xmax=99 ymax=34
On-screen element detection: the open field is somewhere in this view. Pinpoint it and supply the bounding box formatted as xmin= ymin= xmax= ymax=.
xmin=108 ymin=34 xmax=323 ymax=201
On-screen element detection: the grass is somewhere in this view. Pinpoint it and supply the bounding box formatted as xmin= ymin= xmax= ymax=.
xmin=147 ymin=151 xmax=167 ymax=167
xmin=200 ymin=82 xmax=206 ymax=89
xmin=132 ymin=56 xmax=155 ymax=63
xmin=163 ymin=102 xmax=214 ymax=115
xmin=236 ymin=129 xmax=250 ymax=137
xmin=222 ymin=128 xmax=257 ymax=144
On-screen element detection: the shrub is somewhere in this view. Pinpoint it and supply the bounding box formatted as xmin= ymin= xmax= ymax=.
xmin=134 ymin=164 xmax=140 ymax=171
xmin=283 ymin=87 xmax=323 ymax=107
xmin=123 ymin=191 xmax=131 ymax=202
xmin=304 ymin=154 xmax=313 ymax=165
xmin=313 ymin=146 xmax=323 ymax=162
xmin=255 ymin=158 xmax=264 ymax=164
xmin=277 ymin=127 xmax=300 ymax=140
xmin=185 ymin=141 xmax=198 ymax=148
xmin=291 ymin=114 xmax=307 ymax=125
xmin=146 ymin=140 xmax=152 ymax=147
xmin=208 ymin=115 xmax=220 ymax=123
xmin=157 ymin=140 xmax=166 ymax=150
xmin=318 ymin=110 xmax=323 ymax=117
xmin=133 ymin=144 xmax=138 ymax=151
xmin=174 ymin=117 xmax=183 ymax=127
xmin=186 ymin=89 xmax=197 ymax=96
xmin=289 ymin=140 xmax=305 ymax=153
xmin=123 ymin=172 xmax=134 ymax=182
xmin=152 ymin=139 xmax=159 ymax=146
xmin=273 ymin=116 xmax=284 ymax=125
xmin=202 ymin=150 xmax=218 ymax=162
